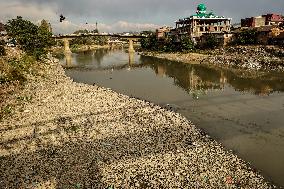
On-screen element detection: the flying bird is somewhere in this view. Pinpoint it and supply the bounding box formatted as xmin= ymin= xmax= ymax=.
xmin=59 ymin=14 xmax=66 ymax=22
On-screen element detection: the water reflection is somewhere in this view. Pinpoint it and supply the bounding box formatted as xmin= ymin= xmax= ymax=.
xmin=62 ymin=49 xmax=284 ymax=96
xmin=65 ymin=52 xmax=73 ymax=68
xmin=128 ymin=52 xmax=135 ymax=66
xmin=139 ymin=56 xmax=284 ymax=96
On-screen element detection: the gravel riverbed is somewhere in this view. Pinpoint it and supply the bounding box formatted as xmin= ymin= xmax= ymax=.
xmin=0 ymin=58 xmax=277 ymax=188
xmin=142 ymin=46 xmax=284 ymax=72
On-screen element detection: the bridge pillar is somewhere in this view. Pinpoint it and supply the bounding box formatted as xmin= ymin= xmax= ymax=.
xmin=63 ymin=38 xmax=72 ymax=54
xmin=128 ymin=39 xmax=135 ymax=53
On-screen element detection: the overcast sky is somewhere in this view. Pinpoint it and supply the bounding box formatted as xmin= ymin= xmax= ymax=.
xmin=0 ymin=0 xmax=283 ymax=34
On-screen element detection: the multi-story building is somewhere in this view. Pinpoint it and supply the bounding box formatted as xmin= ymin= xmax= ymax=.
xmin=174 ymin=4 xmax=232 ymax=39
xmin=156 ymin=26 xmax=172 ymax=40
xmin=241 ymin=16 xmax=266 ymax=27
xmin=241 ymin=14 xmax=283 ymax=27
xmin=263 ymin=14 xmax=284 ymax=25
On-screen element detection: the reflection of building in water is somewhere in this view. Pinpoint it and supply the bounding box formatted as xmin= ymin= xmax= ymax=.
xmin=65 ymin=52 xmax=72 ymax=67
xmin=157 ymin=64 xmax=166 ymax=77
xmin=141 ymin=56 xmax=284 ymax=96
xmin=189 ymin=68 xmax=199 ymax=89
xmin=219 ymin=71 xmax=227 ymax=89
xmin=259 ymin=85 xmax=273 ymax=96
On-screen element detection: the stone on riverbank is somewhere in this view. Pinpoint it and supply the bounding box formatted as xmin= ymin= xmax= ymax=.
xmin=142 ymin=45 xmax=284 ymax=72
xmin=0 ymin=57 xmax=276 ymax=188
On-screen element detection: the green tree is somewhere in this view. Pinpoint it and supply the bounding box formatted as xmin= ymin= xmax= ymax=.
xmin=201 ymin=34 xmax=219 ymax=49
xmin=140 ymin=34 xmax=158 ymax=51
xmin=180 ymin=36 xmax=195 ymax=51
xmin=5 ymin=16 xmax=54 ymax=59
xmin=40 ymin=19 xmax=52 ymax=32
xmin=234 ymin=29 xmax=258 ymax=45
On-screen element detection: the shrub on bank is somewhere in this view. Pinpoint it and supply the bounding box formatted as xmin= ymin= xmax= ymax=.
xmin=0 ymin=46 xmax=5 ymax=56
xmin=0 ymin=55 xmax=36 ymax=84
xmin=0 ymin=40 xmax=6 ymax=56
xmin=141 ymin=34 xmax=195 ymax=52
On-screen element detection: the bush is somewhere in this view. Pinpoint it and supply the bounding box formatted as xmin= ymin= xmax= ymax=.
xmin=0 ymin=46 xmax=5 ymax=56
xmin=180 ymin=36 xmax=195 ymax=51
xmin=141 ymin=34 xmax=195 ymax=52
xmin=5 ymin=16 xmax=55 ymax=59
xmin=0 ymin=55 xmax=36 ymax=84
xmin=233 ymin=29 xmax=258 ymax=45
xmin=140 ymin=34 xmax=158 ymax=51
xmin=0 ymin=40 xmax=5 ymax=56
xmin=201 ymin=34 xmax=219 ymax=49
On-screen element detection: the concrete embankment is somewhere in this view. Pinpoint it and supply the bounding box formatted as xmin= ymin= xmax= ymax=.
xmin=0 ymin=58 xmax=276 ymax=188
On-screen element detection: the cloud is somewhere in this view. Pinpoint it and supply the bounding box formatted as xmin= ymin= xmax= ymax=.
xmin=52 ymin=20 xmax=161 ymax=34
xmin=0 ymin=1 xmax=58 ymax=23
xmin=0 ymin=0 xmax=284 ymax=33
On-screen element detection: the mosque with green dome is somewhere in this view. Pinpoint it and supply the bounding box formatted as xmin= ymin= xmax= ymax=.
xmin=175 ymin=4 xmax=232 ymax=39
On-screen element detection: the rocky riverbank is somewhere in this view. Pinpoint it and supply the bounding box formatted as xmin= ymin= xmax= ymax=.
xmin=0 ymin=57 xmax=277 ymax=188
xmin=142 ymin=45 xmax=284 ymax=72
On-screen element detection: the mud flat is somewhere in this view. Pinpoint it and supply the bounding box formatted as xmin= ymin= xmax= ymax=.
xmin=0 ymin=58 xmax=276 ymax=188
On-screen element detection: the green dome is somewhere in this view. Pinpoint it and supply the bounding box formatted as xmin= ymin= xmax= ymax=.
xmin=197 ymin=4 xmax=207 ymax=11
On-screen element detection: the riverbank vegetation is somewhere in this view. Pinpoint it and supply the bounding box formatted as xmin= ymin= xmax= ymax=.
xmin=1 ymin=17 xmax=54 ymax=120
xmin=140 ymin=34 xmax=196 ymax=52
xmin=5 ymin=16 xmax=54 ymax=59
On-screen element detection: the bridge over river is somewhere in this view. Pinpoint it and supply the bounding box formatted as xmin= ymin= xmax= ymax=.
xmin=52 ymin=33 xmax=146 ymax=54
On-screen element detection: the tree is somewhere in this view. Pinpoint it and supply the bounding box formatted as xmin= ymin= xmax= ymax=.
xmin=5 ymin=16 xmax=54 ymax=59
xmin=234 ymin=29 xmax=258 ymax=45
xmin=140 ymin=34 xmax=158 ymax=51
xmin=40 ymin=19 xmax=52 ymax=33
xmin=200 ymin=34 xmax=219 ymax=49
xmin=180 ymin=35 xmax=195 ymax=51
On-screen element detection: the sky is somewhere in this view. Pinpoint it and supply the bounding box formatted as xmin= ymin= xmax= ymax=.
xmin=0 ymin=0 xmax=283 ymax=34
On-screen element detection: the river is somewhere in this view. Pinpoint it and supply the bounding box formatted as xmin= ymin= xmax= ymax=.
xmin=61 ymin=49 xmax=284 ymax=187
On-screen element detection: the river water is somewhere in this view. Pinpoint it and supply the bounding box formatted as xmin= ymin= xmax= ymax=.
xmin=61 ymin=49 xmax=284 ymax=187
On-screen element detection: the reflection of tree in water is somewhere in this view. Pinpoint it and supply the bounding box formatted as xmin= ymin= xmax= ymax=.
xmin=140 ymin=56 xmax=223 ymax=98
xmin=75 ymin=49 xmax=109 ymax=68
xmin=140 ymin=55 xmax=284 ymax=96
xmin=93 ymin=49 xmax=109 ymax=66
xmin=225 ymin=71 xmax=284 ymax=96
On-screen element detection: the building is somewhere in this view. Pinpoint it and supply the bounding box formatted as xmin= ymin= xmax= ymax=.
xmin=263 ymin=14 xmax=284 ymax=25
xmin=241 ymin=14 xmax=284 ymax=27
xmin=174 ymin=4 xmax=232 ymax=39
xmin=156 ymin=26 xmax=172 ymax=40
xmin=241 ymin=16 xmax=266 ymax=27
